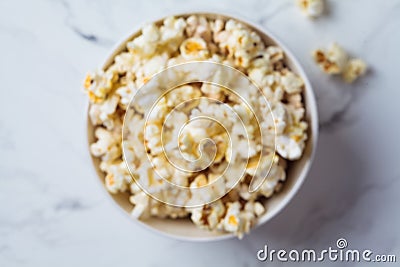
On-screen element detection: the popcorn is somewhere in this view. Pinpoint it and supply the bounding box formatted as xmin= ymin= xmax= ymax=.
xmin=286 ymin=93 xmax=303 ymax=109
xmin=98 ymin=95 xmax=119 ymax=129
xmin=260 ymin=102 xmax=288 ymax=136
xmin=144 ymin=123 xmax=163 ymax=156
xmin=160 ymin=17 xmax=187 ymax=52
xmin=189 ymin=206 xmax=204 ymax=227
xmin=234 ymin=50 xmax=251 ymax=68
xmin=259 ymin=160 xmax=286 ymax=198
xmin=313 ymin=43 xmax=368 ymax=83
xmin=180 ymin=37 xmax=209 ymax=60
xmin=213 ymin=133 xmax=229 ymax=163
xmin=130 ymin=191 xmax=149 ymax=219
xmin=191 ymin=173 xmax=208 ymax=187
xmin=85 ymin=15 xmax=309 ymax=238
xmin=130 ymin=181 xmax=141 ymax=194
xmin=141 ymin=52 xmax=169 ymax=78
xmin=246 ymin=153 xmax=274 ymax=178
xmin=296 ymin=0 xmax=324 ymax=18
xmin=116 ymin=83 xmax=135 ymax=108
xmin=254 ymin=202 xmax=266 ymax=217
xmin=134 ymin=161 xmax=166 ymax=194
xmin=221 ymin=200 xmax=257 ymax=238
xmin=150 ymin=200 xmax=188 ymax=219
xmin=104 ymin=161 xmax=130 ymax=194
xmin=222 ymin=202 xmax=241 ymax=233
xmin=343 ymin=58 xmax=367 ymax=83
xmin=261 ymin=76 xmax=286 ymax=103
xmin=170 ymin=168 xmax=191 ymax=188
xmin=151 ymin=155 xmax=173 ymax=179
xmin=217 ymin=19 xmax=264 ymax=68
xmin=90 ymin=127 xmax=121 ymax=161
xmin=207 ymin=200 xmax=226 ymax=228
xmin=276 ymin=135 xmax=304 ymax=160
xmin=88 ymin=104 xmax=102 ymax=126
xmin=248 ymin=67 xmax=268 ymax=86
xmin=147 ymin=97 xmax=169 ymax=124
xmin=84 ymin=69 xmax=117 ymax=103
xmin=185 ymin=16 xmax=212 ymax=42
xmin=200 ymin=83 xmax=224 ymax=101
xmin=167 ymin=55 xmax=186 ymax=67
xmin=166 ymin=85 xmax=201 ymax=107
xmin=239 ymin=184 xmax=255 ymax=201
xmin=188 ymin=173 xmax=226 ymax=205
xmin=313 ymin=43 xmax=348 ymax=74
xmin=238 ymin=210 xmax=256 ymax=237
xmin=265 ymin=46 xmax=284 ymax=63
xmin=110 ymin=52 xmax=138 ymax=74
xmin=281 ymin=71 xmax=304 ymax=94
xmin=273 ymin=103 xmax=288 ymax=134
xmin=123 ymin=114 xmax=146 ymax=161
xmin=186 ymin=15 xmax=199 ymax=37
xmin=127 ymin=23 xmax=160 ymax=57
xmin=211 ymin=18 xmax=224 ymax=41
xmin=179 ymin=130 xmax=200 ymax=161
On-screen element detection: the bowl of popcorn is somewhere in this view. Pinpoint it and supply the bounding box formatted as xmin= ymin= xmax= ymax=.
xmin=85 ymin=12 xmax=318 ymax=241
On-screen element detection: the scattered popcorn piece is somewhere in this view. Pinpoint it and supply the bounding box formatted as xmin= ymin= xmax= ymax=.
xmin=313 ymin=43 xmax=348 ymax=74
xmin=296 ymin=0 xmax=324 ymax=18
xmin=313 ymin=43 xmax=368 ymax=83
xmin=343 ymin=58 xmax=368 ymax=83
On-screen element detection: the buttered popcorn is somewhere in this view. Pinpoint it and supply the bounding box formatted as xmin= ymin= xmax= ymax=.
xmin=313 ymin=43 xmax=368 ymax=83
xmin=296 ymin=0 xmax=324 ymax=18
xmin=85 ymin=16 xmax=309 ymax=238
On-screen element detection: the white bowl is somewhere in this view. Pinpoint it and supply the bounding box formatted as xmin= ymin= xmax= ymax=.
xmin=87 ymin=12 xmax=319 ymax=241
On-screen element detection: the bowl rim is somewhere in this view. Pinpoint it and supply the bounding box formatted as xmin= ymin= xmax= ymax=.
xmin=86 ymin=10 xmax=319 ymax=242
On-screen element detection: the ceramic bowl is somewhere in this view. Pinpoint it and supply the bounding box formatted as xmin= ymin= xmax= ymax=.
xmin=87 ymin=12 xmax=319 ymax=241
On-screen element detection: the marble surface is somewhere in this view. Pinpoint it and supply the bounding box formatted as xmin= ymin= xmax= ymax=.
xmin=1 ymin=0 xmax=400 ymax=266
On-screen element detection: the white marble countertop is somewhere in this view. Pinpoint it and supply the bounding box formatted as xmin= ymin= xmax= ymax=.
xmin=1 ymin=0 xmax=399 ymax=266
